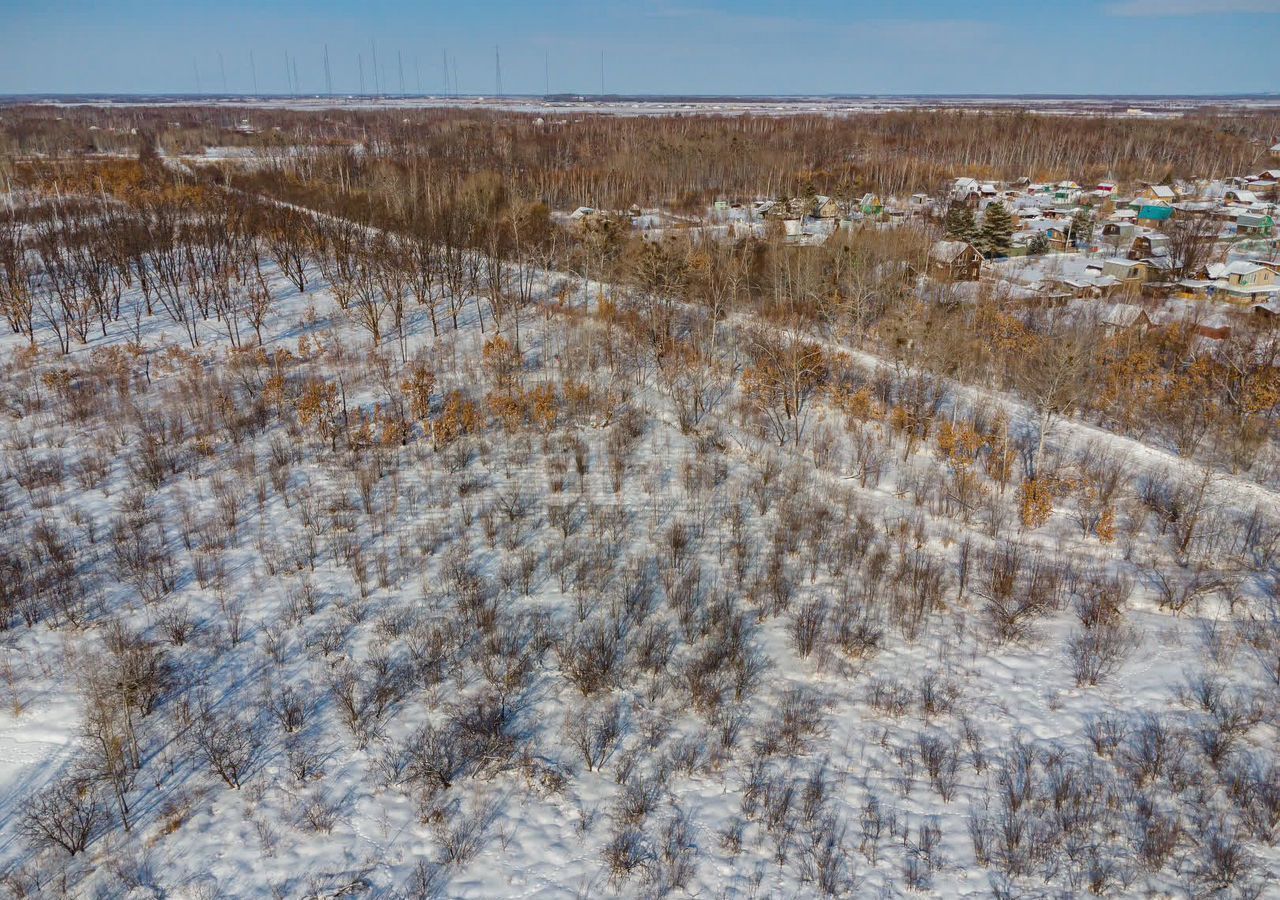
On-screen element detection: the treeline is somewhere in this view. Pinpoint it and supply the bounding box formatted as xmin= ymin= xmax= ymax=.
xmin=226 ymin=109 xmax=1280 ymax=210
xmin=5 ymin=104 xmax=1279 ymax=205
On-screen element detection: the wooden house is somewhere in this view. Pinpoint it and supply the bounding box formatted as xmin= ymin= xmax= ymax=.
xmin=1137 ymin=184 xmax=1176 ymax=202
xmin=928 ymin=240 xmax=984 ymax=281
xmin=1127 ymin=232 xmax=1172 ymax=261
xmin=814 ymin=196 xmax=843 ymax=219
xmin=1218 ymin=260 xmax=1279 ymax=302
xmin=1102 ymin=257 xmax=1164 ymax=290
xmin=1098 ymin=303 xmax=1154 ymax=335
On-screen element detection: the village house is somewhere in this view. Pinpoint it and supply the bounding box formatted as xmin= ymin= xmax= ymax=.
xmin=1249 ymin=299 xmax=1280 ymax=323
xmin=1020 ymin=219 xmax=1075 ymax=251
xmin=1045 ymin=274 xmax=1121 ymax=299
xmin=1098 ymin=302 xmax=1154 ymax=336
xmin=814 ymin=195 xmax=843 ymax=219
xmin=1136 ymin=203 xmax=1174 ymax=227
xmin=1137 ymin=184 xmax=1177 ymax=202
xmin=929 ymin=240 xmax=984 ymax=281
xmin=752 ymin=199 xmax=777 ymax=219
xmin=1127 ymin=232 xmax=1172 ymax=261
xmin=1101 ymin=219 xmax=1137 ymax=248
xmin=1252 ymin=298 xmax=1280 ymax=321
xmin=951 ymin=178 xmax=981 ymax=208
xmin=1218 ymin=260 xmax=1279 ymax=302
xmin=1236 ymin=212 xmax=1274 ymax=237
xmin=1102 ymin=256 xmax=1166 ymax=290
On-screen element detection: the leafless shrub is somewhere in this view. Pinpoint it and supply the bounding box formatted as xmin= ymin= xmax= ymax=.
xmin=917 ymin=672 xmax=960 ymax=719
xmin=1066 ymin=620 xmax=1137 ymax=687
xmin=1148 ymin=562 xmax=1234 ymax=614
xmin=434 ymin=795 xmax=501 ymax=868
xmin=1192 ymin=820 xmax=1256 ymax=896
xmin=957 ymin=716 xmax=988 ymax=774
xmin=605 ymin=825 xmax=653 ymax=885
xmin=979 ymin=543 xmax=1066 ymax=644
xmin=790 ymin=598 xmax=827 ymax=659
xmin=72 ymin=446 xmax=112 ymax=492
xmin=1084 ymin=713 xmax=1128 ymax=758
xmin=866 ymin=677 xmax=912 ymax=717
xmin=558 ymin=618 xmax=622 ymax=697
xmin=1227 ymin=755 xmax=1280 ymax=845
xmin=265 ymin=684 xmax=307 ymax=735
xmin=403 ymin=859 xmax=447 ymax=899
xmin=904 ymin=817 xmax=943 ymax=890
xmin=564 ymin=699 xmax=625 ymax=773
xmin=157 ymin=603 xmax=195 ymax=646
xmin=650 ymin=807 xmax=698 ymax=894
xmin=798 ymin=811 xmax=856 ymax=896
xmin=286 ymin=738 xmax=326 ymax=784
xmin=188 ymin=696 xmax=260 ymax=789
xmin=757 ymin=686 xmax=826 ymax=756
xmin=829 ymin=596 xmax=883 ymax=664
xmin=719 ymin=816 xmax=744 ymax=856
xmin=449 ymin=694 xmax=520 ymax=777
xmin=407 ymin=621 xmax=455 ymax=690
xmin=299 ymin=791 xmax=341 ymax=834
xmin=328 ymin=655 xmax=410 ymax=747
xmin=616 ymin=770 xmax=665 ymax=827
xmin=20 ymin=771 xmax=108 ymax=856
xmin=1121 ymin=714 xmax=1186 ymax=789
xmin=917 ymin=733 xmax=963 ymax=802
xmin=1132 ymin=792 xmax=1182 ymax=872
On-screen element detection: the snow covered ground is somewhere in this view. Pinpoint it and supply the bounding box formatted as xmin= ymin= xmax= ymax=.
xmin=0 ymin=212 xmax=1278 ymax=898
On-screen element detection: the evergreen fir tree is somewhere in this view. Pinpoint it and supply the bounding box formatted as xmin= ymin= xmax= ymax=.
xmin=1070 ymin=208 xmax=1095 ymax=247
xmin=944 ymin=204 xmax=977 ymax=241
xmin=979 ymin=202 xmax=1013 ymax=257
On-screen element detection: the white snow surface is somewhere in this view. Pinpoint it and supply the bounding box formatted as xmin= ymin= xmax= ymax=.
xmin=0 ymin=205 xmax=1277 ymax=898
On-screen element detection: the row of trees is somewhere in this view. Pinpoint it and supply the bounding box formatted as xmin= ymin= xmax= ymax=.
xmin=9 ymin=103 xmax=1278 ymax=205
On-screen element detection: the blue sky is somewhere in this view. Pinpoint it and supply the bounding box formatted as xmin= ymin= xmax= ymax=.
xmin=1 ymin=0 xmax=1278 ymax=95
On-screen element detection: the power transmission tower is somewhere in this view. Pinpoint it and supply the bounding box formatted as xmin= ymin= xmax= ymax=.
xmin=193 ymin=58 xmax=202 ymax=95
xmin=545 ymin=51 xmax=550 ymax=96
xmin=398 ymin=50 xmax=405 ymax=97
xmin=358 ymin=53 xmax=365 ymax=95
xmin=324 ymin=44 xmax=333 ymax=97
xmin=600 ymin=50 xmax=604 ymax=96
xmin=371 ymin=40 xmax=380 ymax=96
xmin=250 ymin=49 xmax=259 ymax=97
xmin=218 ymin=51 xmax=228 ymax=93
xmin=495 ymin=46 xmax=502 ymax=98
xmin=414 ymin=57 xmax=422 ymax=94
xmin=283 ymin=51 xmax=292 ymax=96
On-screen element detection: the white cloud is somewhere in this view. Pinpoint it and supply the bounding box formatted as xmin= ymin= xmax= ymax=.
xmin=1107 ymin=0 xmax=1280 ymax=15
